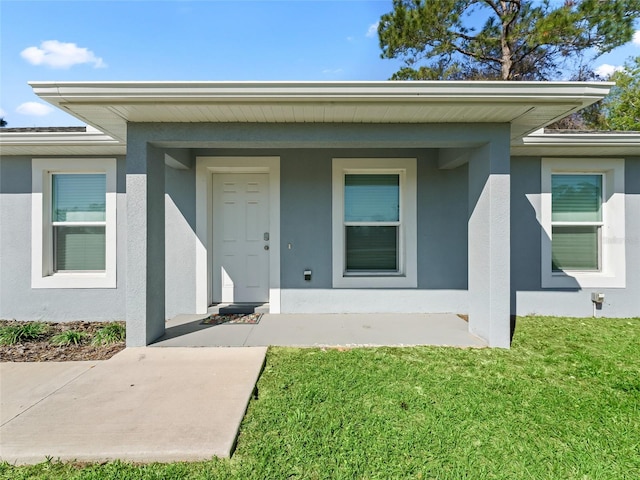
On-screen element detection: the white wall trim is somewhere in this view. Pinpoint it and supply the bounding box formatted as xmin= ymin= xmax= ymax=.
xmin=280 ymin=289 xmax=467 ymax=313
xmin=31 ymin=158 xmax=117 ymax=289
xmin=540 ymin=157 xmax=625 ymax=288
xmin=195 ymin=156 xmax=281 ymax=313
xmin=332 ymin=157 xmax=417 ymax=288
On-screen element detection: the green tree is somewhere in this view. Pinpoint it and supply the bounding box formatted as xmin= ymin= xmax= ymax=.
xmin=379 ymin=0 xmax=640 ymax=80
xmin=547 ymin=65 xmax=604 ymax=130
xmin=599 ymin=56 xmax=640 ymax=131
xmin=0 ymin=118 xmax=6 ymax=127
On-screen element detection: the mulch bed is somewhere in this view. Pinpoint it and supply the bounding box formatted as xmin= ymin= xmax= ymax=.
xmin=0 ymin=320 xmax=125 ymax=362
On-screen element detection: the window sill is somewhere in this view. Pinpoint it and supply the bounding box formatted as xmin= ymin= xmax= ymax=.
xmin=344 ymin=271 xmax=402 ymax=277
xmin=542 ymin=271 xmax=625 ymax=289
xmin=32 ymin=273 xmax=116 ymax=289
xmin=333 ymin=275 xmax=417 ymax=289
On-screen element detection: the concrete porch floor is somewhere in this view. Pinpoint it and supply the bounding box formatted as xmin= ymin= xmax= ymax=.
xmin=152 ymin=313 xmax=487 ymax=348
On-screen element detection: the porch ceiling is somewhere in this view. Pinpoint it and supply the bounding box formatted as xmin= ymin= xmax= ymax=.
xmin=30 ymin=81 xmax=612 ymax=144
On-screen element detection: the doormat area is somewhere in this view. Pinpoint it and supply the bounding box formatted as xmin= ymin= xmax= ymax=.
xmin=201 ymin=313 xmax=263 ymax=326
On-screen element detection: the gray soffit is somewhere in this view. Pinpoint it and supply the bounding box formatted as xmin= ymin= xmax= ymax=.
xmin=29 ymin=81 xmax=613 ymax=143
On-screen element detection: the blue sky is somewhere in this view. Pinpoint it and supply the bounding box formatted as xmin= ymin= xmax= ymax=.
xmin=1 ymin=0 xmax=639 ymax=127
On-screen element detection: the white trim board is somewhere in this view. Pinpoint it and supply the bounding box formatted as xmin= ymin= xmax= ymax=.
xmin=31 ymin=158 xmax=117 ymax=289
xmin=280 ymin=289 xmax=468 ymax=314
xmin=332 ymin=157 xmax=417 ymax=289
xmin=540 ymin=157 xmax=625 ymax=289
xmin=195 ymin=156 xmax=281 ymax=313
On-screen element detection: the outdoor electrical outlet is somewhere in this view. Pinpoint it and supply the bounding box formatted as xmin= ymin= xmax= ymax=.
xmin=591 ymin=292 xmax=605 ymax=303
xmin=304 ymin=270 xmax=312 ymax=281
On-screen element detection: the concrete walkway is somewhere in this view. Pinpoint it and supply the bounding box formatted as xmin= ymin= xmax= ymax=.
xmin=153 ymin=313 xmax=486 ymax=348
xmin=1 ymin=313 xmax=484 ymax=465
xmin=0 ymin=347 xmax=266 ymax=465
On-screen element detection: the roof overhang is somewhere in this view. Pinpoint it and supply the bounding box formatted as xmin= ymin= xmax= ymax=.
xmin=511 ymin=129 xmax=640 ymax=156
xmin=29 ymin=81 xmax=613 ymax=143
xmin=0 ymin=126 xmax=126 ymax=156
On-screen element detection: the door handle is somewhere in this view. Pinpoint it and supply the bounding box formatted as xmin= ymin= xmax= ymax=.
xmin=264 ymin=245 xmax=270 ymax=251
xmin=264 ymin=232 xmax=270 ymax=241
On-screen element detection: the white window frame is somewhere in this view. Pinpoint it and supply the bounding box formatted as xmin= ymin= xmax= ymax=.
xmin=332 ymin=158 xmax=417 ymax=288
xmin=541 ymin=158 xmax=625 ymax=288
xmin=32 ymin=158 xmax=117 ymax=289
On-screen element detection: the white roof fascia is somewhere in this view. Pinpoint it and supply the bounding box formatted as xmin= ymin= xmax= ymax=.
xmin=0 ymin=130 xmax=124 ymax=156
xmin=519 ymin=130 xmax=640 ymax=147
xmin=512 ymin=130 xmax=640 ymax=156
xmin=30 ymin=80 xmax=613 ymax=103
xmin=28 ymin=81 xmax=615 ymax=144
xmin=0 ymin=130 xmax=118 ymax=145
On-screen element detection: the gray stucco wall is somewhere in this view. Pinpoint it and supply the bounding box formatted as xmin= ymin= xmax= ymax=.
xmin=190 ymin=147 xmax=470 ymax=294
xmin=0 ymin=156 xmax=127 ymax=321
xmin=278 ymin=149 xmax=333 ymax=289
xmin=133 ymin=122 xmax=511 ymax=320
xmin=511 ymin=156 xmax=640 ymax=318
xmin=165 ymin=161 xmax=197 ymax=319
xmin=278 ymin=148 xmax=469 ymax=290
xmin=420 ymin=158 xmax=468 ymax=289
xmin=2 ymin=146 xmax=637 ymax=322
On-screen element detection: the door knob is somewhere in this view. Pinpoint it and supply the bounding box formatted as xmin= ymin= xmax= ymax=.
xmin=264 ymin=245 xmax=270 ymax=250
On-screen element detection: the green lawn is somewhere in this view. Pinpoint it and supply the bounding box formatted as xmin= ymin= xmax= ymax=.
xmin=2 ymin=316 xmax=639 ymax=479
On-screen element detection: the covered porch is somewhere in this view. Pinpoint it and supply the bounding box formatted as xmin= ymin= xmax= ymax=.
xmin=30 ymin=81 xmax=613 ymax=349
xmin=152 ymin=312 xmax=488 ymax=348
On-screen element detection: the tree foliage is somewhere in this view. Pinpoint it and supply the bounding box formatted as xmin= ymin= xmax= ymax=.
xmin=553 ymin=56 xmax=640 ymax=131
xmin=547 ymin=65 xmax=605 ymax=130
xmin=0 ymin=117 xmax=6 ymax=127
xmin=599 ymin=56 xmax=640 ymax=131
xmin=379 ymin=0 xmax=640 ymax=80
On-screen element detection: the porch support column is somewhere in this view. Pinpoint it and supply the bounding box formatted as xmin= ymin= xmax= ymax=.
xmin=468 ymin=135 xmax=511 ymax=348
xmin=126 ymin=138 xmax=165 ymax=346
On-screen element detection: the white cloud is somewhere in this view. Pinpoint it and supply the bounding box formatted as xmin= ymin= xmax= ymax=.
xmin=593 ymin=63 xmax=625 ymax=78
xmin=633 ymin=30 xmax=640 ymax=47
xmin=366 ymin=22 xmax=379 ymax=38
xmin=21 ymin=40 xmax=106 ymax=69
xmin=0 ymin=107 xmax=6 ymax=117
xmin=16 ymin=102 xmax=54 ymax=116
xmin=322 ymin=68 xmax=343 ymax=75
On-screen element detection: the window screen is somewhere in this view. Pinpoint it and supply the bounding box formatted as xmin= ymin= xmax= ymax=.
xmin=344 ymin=174 xmax=400 ymax=272
xmin=551 ymin=174 xmax=602 ymax=272
xmin=52 ymin=174 xmax=106 ymax=271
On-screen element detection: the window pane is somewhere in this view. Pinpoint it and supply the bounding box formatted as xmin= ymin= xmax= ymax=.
xmin=552 ymin=226 xmax=598 ymax=271
xmin=53 ymin=174 xmax=106 ymax=222
xmin=346 ymin=226 xmax=397 ymax=271
xmin=552 ymin=175 xmax=602 ymax=222
xmin=345 ymin=174 xmax=399 ymax=222
xmin=54 ymin=226 xmax=106 ymax=271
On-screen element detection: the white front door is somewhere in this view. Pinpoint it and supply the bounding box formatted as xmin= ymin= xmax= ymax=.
xmin=212 ymin=173 xmax=270 ymax=303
